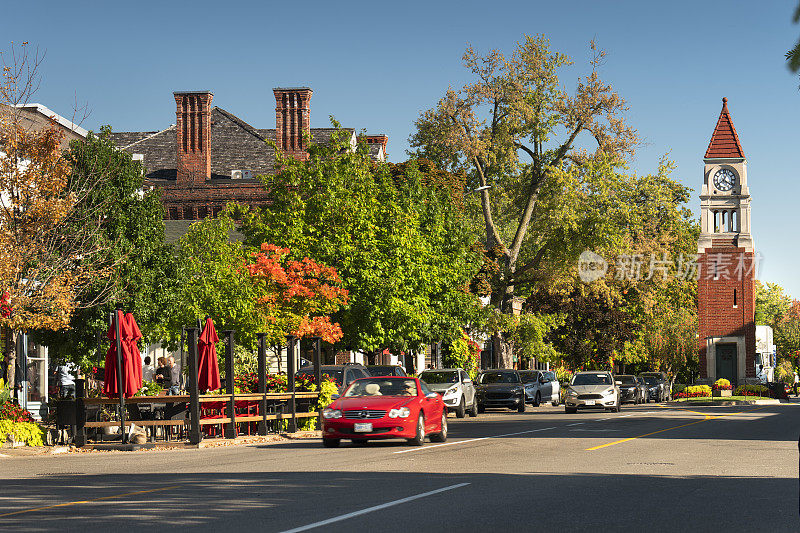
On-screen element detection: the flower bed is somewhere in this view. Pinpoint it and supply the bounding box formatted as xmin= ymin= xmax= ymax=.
xmin=712 ymin=378 xmax=733 ymax=391
xmin=0 ymin=400 xmax=44 ymax=447
xmin=674 ymin=384 xmax=712 ymax=399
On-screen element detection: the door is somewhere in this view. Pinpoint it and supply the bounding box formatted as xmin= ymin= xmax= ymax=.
xmin=539 ymin=373 xmax=553 ymax=402
xmin=715 ymin=343 xmax=738 ymax=386
xmin=461 ymin=371 xmax=475 ymax=407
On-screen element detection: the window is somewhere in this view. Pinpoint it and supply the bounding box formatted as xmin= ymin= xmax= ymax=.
xmin=733 ymin=288 xmax=738 ymax=308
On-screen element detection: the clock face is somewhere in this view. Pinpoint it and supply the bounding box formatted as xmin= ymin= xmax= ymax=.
xmin=713 ymin=168 xmax=736 ymax=191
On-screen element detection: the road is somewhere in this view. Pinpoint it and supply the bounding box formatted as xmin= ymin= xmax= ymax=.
xmin=1 ymin=402 xmax=799 ymax=531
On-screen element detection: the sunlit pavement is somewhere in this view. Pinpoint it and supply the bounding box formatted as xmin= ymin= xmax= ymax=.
xmin=1 ymin=402 xmax=798 ymax=532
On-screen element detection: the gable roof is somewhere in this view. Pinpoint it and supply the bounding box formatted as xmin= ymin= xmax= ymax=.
xmin=110 ymin=107 xmax=356 ymax=181
xmin=704 ymin=97 xmax=745 ymax=159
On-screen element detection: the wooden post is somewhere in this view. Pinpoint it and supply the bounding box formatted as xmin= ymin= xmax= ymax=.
xmin=286 ymin=335 xmax=297 ymax=433
xmin=257 ymin=333 xmax=267 ymax=435
xmin=186 ymin=327 xmax=202 ymax=445
xmin=74 ymin=378 xmax=86 ymax=447
xmin=113 ymin=311 xmax=127 ymax=444
xmin=223 ymin=330 xmax=237 ymax=439
xmin=312 ymin=337 xmax=322 ymax=429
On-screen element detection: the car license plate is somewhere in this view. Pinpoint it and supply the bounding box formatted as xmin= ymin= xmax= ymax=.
xmin=585 ymin=400 xmax=596 ymax=406
xmin=354 ymin=423 xmax=373 ymax=432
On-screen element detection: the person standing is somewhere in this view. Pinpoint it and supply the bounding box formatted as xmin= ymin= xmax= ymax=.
xmin=793 ymin=371 xmax=799 ymax=397
xmin=54 ymin=362 xmax=76 ymax=399
xmin=167 ymin=356 xmax=181 ymax=395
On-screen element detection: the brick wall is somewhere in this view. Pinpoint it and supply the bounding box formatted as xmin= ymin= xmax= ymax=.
xmin=161 ymin=182 xmax=273 ymax=220
xmin=697 ymin=244 xmax=756 ymax=378
xmin=174 ymin=91 xmax=213 ymax=185
xmin=273 ymin=87 xmax=312 ymax=161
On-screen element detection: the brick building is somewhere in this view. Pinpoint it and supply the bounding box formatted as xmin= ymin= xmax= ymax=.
xmin=110 ymin=88 xmax=388 ymax=239
xmin=697 ymin=98 xmax=756 ymax=385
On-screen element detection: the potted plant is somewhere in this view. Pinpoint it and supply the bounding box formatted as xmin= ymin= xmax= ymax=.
xmin=712 ymin=378 xmax=733 ymax=397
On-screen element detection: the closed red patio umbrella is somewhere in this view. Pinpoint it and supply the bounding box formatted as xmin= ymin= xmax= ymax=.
xmin=198 ymin=317 xmax=221 ymax=393
xmin=125 ymin=312 xmax=143 ymax=390
xmin=103 ymin=310 xmax=140 ymax=398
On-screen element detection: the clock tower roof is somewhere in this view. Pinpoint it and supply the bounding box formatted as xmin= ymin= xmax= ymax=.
xmin=704 ymin=97 xmax=745 ymax=159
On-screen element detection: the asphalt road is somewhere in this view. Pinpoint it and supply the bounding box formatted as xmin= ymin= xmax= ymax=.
xmin=2 ymin=401 xmax=799 ymax=532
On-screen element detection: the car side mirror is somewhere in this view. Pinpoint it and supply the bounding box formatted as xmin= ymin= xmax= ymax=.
xmin=426 ymin=392 xmax=439 ymax=399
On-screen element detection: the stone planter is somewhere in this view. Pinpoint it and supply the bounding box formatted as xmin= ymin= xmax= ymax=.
xmin=712 ymin=389 xmax=732 ymax=397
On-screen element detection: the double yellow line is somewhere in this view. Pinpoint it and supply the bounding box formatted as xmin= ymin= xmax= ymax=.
xmin=585 ymin=406 xmax=766 ymax=451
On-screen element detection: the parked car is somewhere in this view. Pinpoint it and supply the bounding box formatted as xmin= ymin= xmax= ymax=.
xmin=564 ymin=371 xmax=620 ymax=413
xmin=296 ymin=364 xmax=370 ymax=394
xmin=475 ymin=370 xmax=526 ymax=413
xmin=639 ymin=372 xmax=670 ymax=402
xmin=636 ymin=377 xmax=649 ymax=403
xmin=419 ymin=368 xmax=477 ymax=418
xmin=518 ymin=370 xmax=559 ymax=407
xmin=615 ymin=374 xmax=642 ymax=405
xmin=366 ymin=365 xmax=407 ymax=377
xmin=543 ymin=370 xmax=561 ymax=405
xmin=321 ymin=376 xmax=447 ymax=447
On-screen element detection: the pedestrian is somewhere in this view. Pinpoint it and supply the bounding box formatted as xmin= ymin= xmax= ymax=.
xmin=167 ymin=356 xmax=181 ymax=395
xmin=793 ymin=371 xmax=799 ymax=397
xmin=154 ymin=356 xmax=168 ymax=387
xmin=54 ymin=362 xmax=76 ymax=399
xmin=142 ymin=356 xmax=155 ymax=382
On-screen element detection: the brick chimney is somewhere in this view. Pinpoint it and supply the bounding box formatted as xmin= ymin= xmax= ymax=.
xmin=273 ymin=87 xmax=312 ymax=160
xmin=174 ymin=91 xmax=213 ymax=184
xmin=362 ymin=134 xmax=389 ymax=158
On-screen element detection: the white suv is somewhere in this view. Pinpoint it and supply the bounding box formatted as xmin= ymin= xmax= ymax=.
xmin=419 ymin=369 xmax=478 ymax=418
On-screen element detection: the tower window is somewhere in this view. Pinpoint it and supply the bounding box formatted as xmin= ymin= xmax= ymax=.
xmin=733 ymin=288 xmax=737 ymax=308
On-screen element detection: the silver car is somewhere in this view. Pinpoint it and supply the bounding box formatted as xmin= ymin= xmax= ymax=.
xmin=564 ymin=371 xmax=620 ymax=413
xmin=419 ymin=368 xmax=478 ymax=418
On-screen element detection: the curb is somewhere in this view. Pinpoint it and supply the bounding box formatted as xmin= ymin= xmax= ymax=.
xmin=666 ymin=399 xmax=781 ymax=406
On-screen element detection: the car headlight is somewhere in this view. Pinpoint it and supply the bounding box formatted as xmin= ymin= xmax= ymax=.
xmin=567 ymin=389 xmax=578 ymax=397
xmin=444 ymin=386 xmax=459 ymax=396
xmin=322 ymin=408 xmax=342 ymax=419
xmin=388 ymin=407 xmax=411 ymax=418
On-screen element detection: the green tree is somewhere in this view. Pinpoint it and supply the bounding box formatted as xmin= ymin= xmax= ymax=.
xmin=241 ymin=127 xmax=483 ymax=355
xmin=33 ymin=128 xmax=177 ymax=370
xmin=410 ymin=35 xmax=639 ymax=367
xmin=787 ymin=3 xmax=800 ymax=81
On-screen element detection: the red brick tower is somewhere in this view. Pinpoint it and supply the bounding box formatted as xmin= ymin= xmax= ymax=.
xmin=273 ymin=87 xmax=312 ymax=161
xmin=174 ymin=91 xmax=213 ymax=185
xmin=697 ymin=98 xmax=756 ymax=385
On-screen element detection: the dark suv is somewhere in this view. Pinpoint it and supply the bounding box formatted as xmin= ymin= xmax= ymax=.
xmin=476 ymin=370 xmax=526 ymax=413
xmin=639 ymin=372 xmax=670 ymax=402
xmin=296 ymin=364 xmax=370 ymax=394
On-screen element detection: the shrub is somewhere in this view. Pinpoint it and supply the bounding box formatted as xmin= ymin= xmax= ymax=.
xmin=712 ymin=378 xmax=732 ymax=391
xmin=675 ymin=384 xmax=712 ymax=398
xmin=0 ymin=419 xmax=44 ymax=446
xmin=735 ymin=384 xmax=769 ymax=397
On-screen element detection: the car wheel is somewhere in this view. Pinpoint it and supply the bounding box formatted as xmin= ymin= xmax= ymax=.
xmin=322 ymin=438 xmax=340 ymax=448
xmin=455 ymin=397 xmax=466 ymax=419
xmin=351 ymin=439 xmax=368 ymax=445
xmin=565 ymin=406 xmax=577 ymax=414
xmin=551 ymin=394 xmax=560 ymax=407
xmin=430 ymin=412 xmax=448 ymax=443
xmin=532 ymin=392 xmax=541 ymax=407
xmin=517 ymin=397 xmax=526 ymax=413
xmin=477 ymin=404 xmax=485 ymax=414
xmin=468 ymin=400 xmax=479 ymax=417
xmin=407 ymin=414 xmax=425 ymax=446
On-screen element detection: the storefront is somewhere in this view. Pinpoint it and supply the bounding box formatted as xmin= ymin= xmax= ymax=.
xmin=1 ymin=330 xmax=49 ymax=420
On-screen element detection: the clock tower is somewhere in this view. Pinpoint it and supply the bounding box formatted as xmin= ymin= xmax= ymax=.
xmin=697 ymin=98 xmax=756 ymax=386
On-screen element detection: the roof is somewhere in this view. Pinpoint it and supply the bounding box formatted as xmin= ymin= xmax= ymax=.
xmin=704 ymin=97 xmax=745 ymax=159
xmin=12 ymin=103 xmax=89 ymax=138
xmin=110 ymin=107 xmax=356 ymax=181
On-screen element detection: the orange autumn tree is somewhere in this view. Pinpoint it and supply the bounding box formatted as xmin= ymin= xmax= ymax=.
xmin=246 ymin=243 xmax=348 ymax=345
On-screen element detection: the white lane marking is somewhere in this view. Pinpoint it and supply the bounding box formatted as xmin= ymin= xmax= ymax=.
xmin=596 ymin=418 xmax=611 ymax=421
xmin=619 ymin=414 xmax=634 ymax=418
xmin=393 ymin=427 xmax=557 ymax=454
xmin=279 ymin=483 xmax=471 ymax=532
xmin=566 ymin=422 xmax=584 ymax=426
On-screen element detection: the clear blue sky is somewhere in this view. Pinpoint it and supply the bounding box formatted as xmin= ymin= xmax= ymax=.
xmin=6 ymin=0 xmax=800 ymax=298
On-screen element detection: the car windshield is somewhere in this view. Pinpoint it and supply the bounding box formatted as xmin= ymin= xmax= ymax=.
xmin=297 ymin=369 xmax=343 ymax=386
xmin=616 ymin=375 xmax=636 ymax=385
xmin=572 ymin=373 xmax=612 ymax=386
xmin=643 ymin=377 xmax=659 ymax=386
xmin=518 ymin=372 xmax=539 ymax=383
xmin=480 ymin=372 xmax=520 ymax=384
xmin=367 ymin=366 xmax=396 ymax=376
xmin=421 ymin=371 xmax=459 ymax=384
xmin=343 ymin=378 xmax=417 ymax=397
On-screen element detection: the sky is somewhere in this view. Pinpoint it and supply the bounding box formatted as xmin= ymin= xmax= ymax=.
xmin=5 ymin=0 xmax=800 ymax=298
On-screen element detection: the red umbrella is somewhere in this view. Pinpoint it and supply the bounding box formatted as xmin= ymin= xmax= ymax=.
xmin=125 ymin=312 xmax=143 ymax=390
xmin=102 ymin=310 xmax=139 ymax=398
xmin=198 ymin=317 xmax=221 ymax=393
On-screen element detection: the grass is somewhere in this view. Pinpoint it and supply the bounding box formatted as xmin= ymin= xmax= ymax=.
xmin=673 ymin=396 xmax=773 ymax=402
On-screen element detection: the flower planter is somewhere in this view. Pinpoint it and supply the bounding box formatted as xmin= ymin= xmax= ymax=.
xmin=712 ymin=389 xmax=732 ymax=397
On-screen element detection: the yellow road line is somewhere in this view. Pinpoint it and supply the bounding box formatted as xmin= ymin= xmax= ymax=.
xmin=0 ymin=485 xmax=179 ymax=518
xmin=585 ymin=406 xmax=768 ymax=451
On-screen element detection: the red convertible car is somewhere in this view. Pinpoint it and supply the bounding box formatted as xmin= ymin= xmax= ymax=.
xmin=322 ymin=376 xmax=448 ymax=447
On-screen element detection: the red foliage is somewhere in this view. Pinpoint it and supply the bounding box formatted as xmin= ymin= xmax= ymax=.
xmin=0 ymin=291 xmax=11 ymax=319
